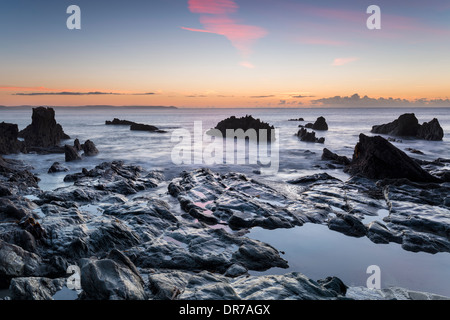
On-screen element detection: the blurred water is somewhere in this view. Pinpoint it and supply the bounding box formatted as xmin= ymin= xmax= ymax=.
xmin=1 ymin=107 xmax=449 ymax=297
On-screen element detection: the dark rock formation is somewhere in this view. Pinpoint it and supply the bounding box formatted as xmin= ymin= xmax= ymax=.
xmin=82 ymin=140 xmax=99 ymax=156
xmin=345 ymin=134 xmax=441 ymax=182
xmin=0 ymin=123 xmax=26 ymax=155
xmin=105 ymin=118 xmax=136 ymax=126
xmin=64 ymin=145 xmax=81 ymax=162
xmin=296 ymin=128 xmax=325 ymax=143
xmin=130 ymin=123 xmax=166 ymax=133
xmin=9 ymin=277 xmax=65 ymax=300
xmin=18 ymin=107 xmax=70 ymax=148
xmin=371 ymin=114 xmax=444 ymax=141
xmin=288 ymin=118 xmax=304 ymax=121
xmin=73 ymin=139 xmax=82 ymax=152
xmin=207 ymin=115 xmax=276 ymax=142
xmin=312 ymin=116 xmax=329 ymax=131
xmin=322 ymin=148 xmax=351 ymax=165
xmin=417 ymin=118 xmax=444 ymax=141
xmin=328 ymin=213 xmax=367 ymax=238
xmin=48 ymin=162 xmax=69 ymax=174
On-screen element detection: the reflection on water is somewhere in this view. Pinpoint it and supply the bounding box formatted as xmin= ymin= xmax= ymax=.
xmin=248 ymin=223 xmax=450 ymax=297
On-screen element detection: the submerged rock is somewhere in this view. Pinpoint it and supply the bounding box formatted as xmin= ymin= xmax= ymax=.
xmin=105 ymin=118 xmax=136 ymax=126
xmin=345 ymin=134 xmax=440 ymax=182
xmin=130 ymin=123 xmax=166 ymax=133
xmin=48 ymin=162 xmax=69 ymax=174
xmin=322 ymin=148 xmax=351 ymax=165
xmin=296 ymin=128 xmax=325 ymax=143
xmin=371 ymin=113 xmax=444 ymax=141
xmin=18 ymin=107 xmax=70 ymax=148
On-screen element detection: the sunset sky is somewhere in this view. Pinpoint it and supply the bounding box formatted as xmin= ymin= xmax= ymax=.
xmin=1 ymin=0 xmax=449 ymax=108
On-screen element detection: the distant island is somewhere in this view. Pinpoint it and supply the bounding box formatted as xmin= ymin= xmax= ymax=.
xmin=0 ymin=105 xmax=177 ymax=110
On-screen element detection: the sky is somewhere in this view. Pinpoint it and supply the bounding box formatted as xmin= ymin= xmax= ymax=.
xmin=0 ymin=0 xmax=449 ymax=108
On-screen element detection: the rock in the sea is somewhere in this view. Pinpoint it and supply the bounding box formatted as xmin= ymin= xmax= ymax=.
xmin=312 ymin=116 xmax=329 ymax=131
xmin=328 ymin=213 xmax=367 ymax=238
xmin=48 ymin=162 xmax=69 ymax=174
xmin=82 ymin=140 xmax=99 ymax=156
xmin=322 ymin=148 xmax=350 ymax=165
xmin=288 ymin=118 xmax=304 ymax=121
xmin=18 ymin=107 xmax=70 ymax=148
xmin=371 ymin=113 xmax=444 ymax=141
xmin=73 ymin=138 xmax=82 ymax=152
xmin=417 ymin=118 xmax=444 ymax=141
xmin=105 ymin=118 xmax=136 ymax=126
xmin=80 ymin=250 xmax=148 ymax=300
xmin=345 ymin=134 xmax=440 ymax=182
xmin=296 ymin=128 xmax=325 ymax=143
xmin=0 ymin=122 xmax=26 ymax=155
xmin=64 ymin=145 xmax=81 ymax=162
xmin=207 ymin=115 xmax=276 ymax=142
xmin=130 ymin=123 xmax=166 ymax=133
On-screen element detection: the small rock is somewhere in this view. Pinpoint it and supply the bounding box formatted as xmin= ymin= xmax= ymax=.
xmin=48 ymin=162 xmax=69 ymax=174
xmin=64 ymin=145 xmax=81 ymax=162
xmin=83 ymin=140 xmax=99 ymax=156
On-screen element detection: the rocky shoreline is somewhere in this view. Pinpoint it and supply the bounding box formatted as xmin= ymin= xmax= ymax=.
xmin=0 ymin=109 xmax=449 ymax=300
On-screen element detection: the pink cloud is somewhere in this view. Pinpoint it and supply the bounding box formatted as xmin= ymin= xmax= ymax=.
xmin=332 ymin=57 xmax=359 ymax=66
xmin=183 ymin=0 xmax=267 ymax=65
xmin=298 ymin=37 xmax=348 ymax=46
xmin=188 ymin=0 xmax=238 ymax=14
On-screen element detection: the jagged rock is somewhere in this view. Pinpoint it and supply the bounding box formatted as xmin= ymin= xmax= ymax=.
xmin=82 ymin=140 xmax=99 ymax=156
xmin=105 ymin=118 xmax=136 ymax=126
xmin=322 ymin=148 xmax=351 ymax=165
xmin=9 ymin=277 xmax=65 ymax=300
xmin=345 ymin=134 xmax=441 ymax=182
xmin=48 ymin=162 xmax=69 ymax=174
xmin=328 ymin=213 xmax=367 ymax=238
xmin=317 ymin=276 xmax=348 ymax=295
xmin=371 ymin=114 xmax=444 ymax=141
xmin=312 ymin=116 xmax=329 ymax=131
xmin=366 ymin=221 xmax=403 ymax=244
xmin=288 ymin=173 xmax=339 ymax=184
xmin=417 ymin=118 xmax=444 ymax=141
xmin=0 ymin=240 xmax=43 ymax=283
xmin=18 ymin=107 xmax=70 ymax=148
xmin=80 ymin=250 xmax=148 ymax=300
xmin=74 ymin=138 xmax=82 ymax=152
xmin=130 ymin=123 xmax=166 ymax=133
xmin=207 ymin=115 xmax=276 ymax=142
xmin=64 ymin=145 xmax=81 ymax=162
xmin=0 ymin=122 xmax=26 ymax=155
xmin=296 ymin=128 xmax=325 ymax=143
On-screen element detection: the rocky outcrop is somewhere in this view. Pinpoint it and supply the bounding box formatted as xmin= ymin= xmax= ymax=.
xmin=130 ymin=123 xmax=166 ymax=133
xmin=80 ymin=250 xmax=148 ymax=300
xmin=0 ymin=123 xmax=26 ymax=155
xmin=9 ymin=277 xmax=65 ymax=300
xmin=296 ymin=128 xmax=325 ymax=143
xmin=48 ymin=162 xmax=69 ymax=174
xmin=322 ymin=148 xmax=350 ymax=165
xmin=18 ymin=107 xmax=70 ymax=148
xmin=207 ymin=115 xmax=276 ymax=142
xmin=312 ymin=116 xmax=328 ymax=131
xmin=371 ymin=114 xmax=444 ymax=141
xmin=106 ymin=118 xmax=165 ymax=133
xmin=82 ymin=140 xmax=99 ymax=156
xmin=345 ymin=134 xmax=441 ymax=182
xmin=64 ymin=145 xmax=81 ymax=162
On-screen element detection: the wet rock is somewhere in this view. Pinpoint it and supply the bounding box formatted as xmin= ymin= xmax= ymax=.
xmin=147 ymin=269 xmax=193 ymax=300
xmin=312 ymin=116 xmax=328 ymax=131
xmin=405 ymin=148 xmax=424 ymax=155
xmin=345 ymin=134 xmax=441 ymax=182
xmin=401 ymin=231 xmax=450 ymax=254
xmin=9 ymin=277 xmax=65 ymax=300
xmin=371 ymin=113 xmax=444 ymax=141
xmin=74 ymin=138 xmax=82 ymax=152
xmin=224 ymin=263 xmax=248 ymax=278
xmin=0 ymin=157 xmax=40 ymax=190
xmin=296 ymin=128 xmax=325 ymax=143
xmin=322 ymin=148 xmax=351 ymax=165
xmin=366 ymin=221 xmax=403 ymax=244
xmin=0 ymin=240 xmax=43 ymax=283
xmin=18 ymin=107 xmax=70 ymax=148
xmin=346 ymin=286 xmax=450 ymax=300
xmin=64 ymin=145 xmax=81 ymax=162
xmin=288 ymin=173 xmax=339 ymax=184
xmin=48 ymin=162 xmax=69 ymax=174
xmin=82 ymin=140 xmax=99 ymax=156
xmin=317 ymin=276 xmax=348 ymax=296
xmin=0 ymin=122 xmax=26 ymax=155
xmin=207 ymin=115 xmax=276 ymax=142
xmin=328 ymin=213 xmax=367 ymax=238
xmin=80 ymin=250 xmax=148 ymax=300
xmin=232 ymin=239 xmax=289 ymax=271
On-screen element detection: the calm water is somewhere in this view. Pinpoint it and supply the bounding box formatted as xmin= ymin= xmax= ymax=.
xmin=1 ymin=107 xmax=450 ymax=296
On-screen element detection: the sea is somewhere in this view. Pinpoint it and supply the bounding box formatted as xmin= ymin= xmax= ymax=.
xmin=1 ymin=106 xmax=450 ymax=297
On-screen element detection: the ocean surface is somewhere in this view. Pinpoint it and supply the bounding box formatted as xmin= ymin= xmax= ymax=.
xmin=1 ymin=107 xmax=450 ymax=296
